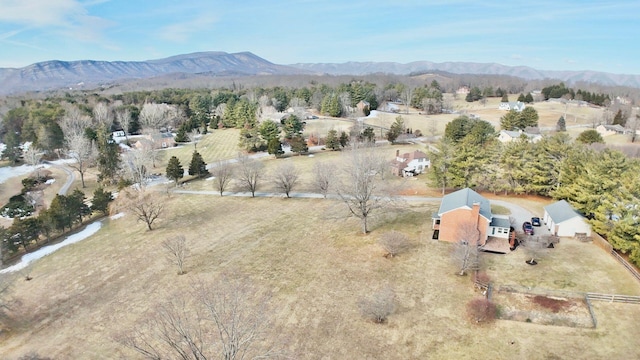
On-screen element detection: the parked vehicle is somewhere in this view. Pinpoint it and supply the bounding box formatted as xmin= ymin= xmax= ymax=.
xmin=531 ymin=217 xmax=541 ymax=226
xmin=523 ymin=221 xmax=534 ymax=235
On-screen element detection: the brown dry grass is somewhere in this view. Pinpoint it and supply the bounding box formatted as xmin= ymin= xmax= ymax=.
xmin=1 ymin=188 xmax=640 ymax=359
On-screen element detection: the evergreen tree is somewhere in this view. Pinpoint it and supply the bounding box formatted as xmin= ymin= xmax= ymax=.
xmin=386 ymin=116 xmax=405 ymax=144
xmin=2 ymin=131 xmax=22 ymax=164
xmin=339 ymin=131 xmax=350 ymax=148
xmin=91 ymin=187 xmax=113 ymax=214
xmin=501 ymin=93 xmax=509 ymax=102
xmin=96 ymin=126 xmax=121 ymax=184
xmin=267 ymin=138 xmax=284 ymax=157
xmin=259 ymin=120 xmax=280 ymax=142
xmin=325 ymin=129 xmax=340 ymax=150
xmin=556 ymin=116 xmax=566 ymax=131
xmin=576 ymin=129 xmax=604 ymax=144
xmin=360 ymin=127 xmax=376 ymax=143
xmin=517 ymin=93 xmax=526 ymax=102
xmin=68 ymin=189 xmax=91 ymax=224
xmin=174 ymin=124 xmax=190 ymax=143
xmin=289 ymin=134 xmax=308 ymax=155
xmin=612 ymin=109 xmax=626 ymax=126
xmin=282 ymin=115 xmax=305 ymax=139
xmin=166 ymin=156 xmax=184 ymax=185
xmin=188 ymin=151 xmax=208 ymax=178
xmin=524 ymin=93 xmax=534 ymax=103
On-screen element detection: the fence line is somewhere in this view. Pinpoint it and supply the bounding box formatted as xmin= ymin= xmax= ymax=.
xmin=591 ymin=232 xmax=640 ymax=284
xmin=586 ymin=292 xmax=640 ymax=304
xmin=609 ymin=250 xmax=640 ymax=283
xmin=585 ymin=297 xmax=598 ymax=328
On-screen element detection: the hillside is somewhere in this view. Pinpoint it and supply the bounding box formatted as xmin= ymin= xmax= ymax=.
xmin=0 ymin=52 xmax=308 ymax=95
xmin=2 ymin=51 xmax=640 ymax=95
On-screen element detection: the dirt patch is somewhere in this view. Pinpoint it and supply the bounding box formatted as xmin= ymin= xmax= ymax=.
xmin=493 ymin=291 xmax=594 ymax=328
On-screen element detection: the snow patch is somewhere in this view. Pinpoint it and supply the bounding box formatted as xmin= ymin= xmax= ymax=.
xmin=110 ymin=212 xmax=125 ymax=220
xmin=0 ymin=221 xmax=103 ymax=274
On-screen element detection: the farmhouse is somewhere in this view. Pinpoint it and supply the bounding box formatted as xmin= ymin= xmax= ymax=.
xmin=432 ymin=188 xmax=512 ymax=252
xmin=390 ymin=150 xmax=429 ymax=177
xmin=134 ymin=132 xmax=176 ymax=149
xmin=498 ymin=101 xmax=525 ymax=112
xmin=498 ymin=129 xmax=543 ymax=143
xmin=543 ymin=200 xmax=592 ymax=237
xmin=596 ymin=124 xmax=626 ymax=137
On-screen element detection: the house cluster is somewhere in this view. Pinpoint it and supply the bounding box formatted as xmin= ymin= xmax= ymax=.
xmin=431 ymin=188 xmax=592 ymax=253
xmin=390 ymin=150 xmax=430 ymax=177
xmin=498 ymin=101 xmax=525 ymax=112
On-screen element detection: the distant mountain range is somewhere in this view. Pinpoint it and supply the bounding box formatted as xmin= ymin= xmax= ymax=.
xmin=1 ymin=51 xmax=639 ymax=95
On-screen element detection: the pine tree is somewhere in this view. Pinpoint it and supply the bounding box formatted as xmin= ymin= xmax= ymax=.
xmin=91 ymin=187 xmax=113 ymax=214
xmin=96 ymin=127 xmax=120 ymax=184
xmin=188 ymin=151 xmax=207 ymax=178
xmin=524 ymin=93 xmax=534 ymax=103
xmin=517 ymin=93 xmax=526 ymax=102
xmin=339 ymin=131 xmax=350 ymax=148
xmin=166 ymin=156 xmax=184 ymax=185
xmin=325 ymin=129 xmax=340 ymax=150
xmin=174 ymin=124 xmax=190 ymax=143
xmin=556 ymin=116 xmax=566 ymax=131
xmin=267 ymin=138 xmax=284 ymax=157
xmin=501 ymin=93 xmax=509 ymax=102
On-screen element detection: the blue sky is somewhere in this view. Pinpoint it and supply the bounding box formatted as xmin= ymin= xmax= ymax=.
xmin=1 ymin=0 xmax=639 ymax=74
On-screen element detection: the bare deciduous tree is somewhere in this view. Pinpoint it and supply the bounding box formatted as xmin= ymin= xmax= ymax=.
xmin=452 ymin=221 xmax=482 ymax=276
xmin=60 ymin=104 xmax=92 ymax=136
xmin=162 ymin=235 xmax=189 ymax=275
xmin=378 ymin=231 xmax=411 ymax=258
xmin=115 ymin=107 xmax=132 ymax=140
xmin=336 ymin=146 xmax=395 ymax=234
xmin=23 ymin=146 xmax=43 ymax=177
xmin=210 ymin=160 xmax=233 ymax=196
xmin=312 ymin=161 xmax=334 ymax=198
xmin=236 ymin=154 xmax=264 ymax=197
xmin=93 ymin=102 xmax=112 ymax=129
xmin=122 ymin=149 xmax=153 ymax=189
xmin=119 ymin=276 xmax=281 ymax=359
xmin=121 ymin=190 xmax=165 ymax=231
xmin=64 ymin=132 xmax=97 ymax=188
xmin=358 ymin=285 xmax=396 ymax=324
xmin=272 ymin=162 xmax=299 ymax=198
xmin=139 ymin=103 xmax=169 ymax=130
xmin=521 ymin=236 xmax=549 ymax=265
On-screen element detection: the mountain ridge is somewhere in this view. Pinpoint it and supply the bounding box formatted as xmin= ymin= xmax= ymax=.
xmin=1 ymin=51 xmax=640 ymax=95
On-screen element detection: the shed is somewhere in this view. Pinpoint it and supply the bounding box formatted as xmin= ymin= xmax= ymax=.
xmin=543 ymin=200 xmax=592 ymax=237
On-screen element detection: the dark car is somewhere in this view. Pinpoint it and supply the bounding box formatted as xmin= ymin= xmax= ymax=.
xmin=531 ymin=217 xmax=541 ymax=226
xmin=523 ymin=221 xmax=534 ymax=235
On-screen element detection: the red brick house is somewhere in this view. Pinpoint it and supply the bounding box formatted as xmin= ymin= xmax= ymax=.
xmin=432 ymin=188 xmax=511 ymax=252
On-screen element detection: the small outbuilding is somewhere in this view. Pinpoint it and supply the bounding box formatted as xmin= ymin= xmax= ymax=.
xmin=543 ymin=200 xmax=592 ymax=237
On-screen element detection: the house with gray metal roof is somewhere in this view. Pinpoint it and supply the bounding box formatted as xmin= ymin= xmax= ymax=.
xmin=543 ymin=200 xmax=592 ymax=237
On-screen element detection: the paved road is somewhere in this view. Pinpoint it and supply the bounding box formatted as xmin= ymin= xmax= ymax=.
xmin=45 ymin=162 xmax=76 ymax=196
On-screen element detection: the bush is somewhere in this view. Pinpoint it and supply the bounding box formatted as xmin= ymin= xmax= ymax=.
xmin=466 ymin=297 xmax=497 ymax=324
xmin=358 ymin=286 xmax=396 ymax=324
xmin=1 ymin=194 xmax=34 ymax=218
xmin=378 ymin=231 xmax=411 ymax=258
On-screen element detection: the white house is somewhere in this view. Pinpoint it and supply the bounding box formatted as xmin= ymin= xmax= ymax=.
xmin=390 ymin=150 xmax=430 ymax=177
xmin=498 ymin=130 xmax=542 ymax=143
xmin=543 ymin=200 xmax=592 ymax=237
xmin=498 ymin=101 xmax=525 ymax=112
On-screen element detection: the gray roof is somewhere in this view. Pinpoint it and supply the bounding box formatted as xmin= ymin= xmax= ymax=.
xmin=437 ymin=188 xmax=492 ymax=220
xmin=544 ymin=200 xmax=582 ymax=223
xmin=490 ymin=217 xmax=511 ymax=228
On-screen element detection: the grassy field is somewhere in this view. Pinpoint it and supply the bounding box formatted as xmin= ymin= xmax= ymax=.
xmin=2 ymin=179 xmax=640 ymax=359
xmin=2 ymin=99 xmax=640 ymax=359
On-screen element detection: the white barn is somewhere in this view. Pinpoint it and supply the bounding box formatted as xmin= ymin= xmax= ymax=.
xmin=543 ymin=200 xmax=592 ymax=237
